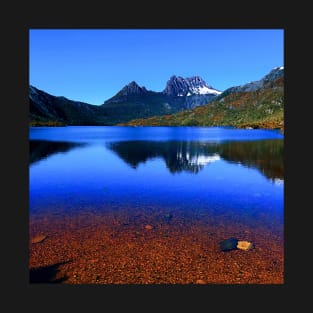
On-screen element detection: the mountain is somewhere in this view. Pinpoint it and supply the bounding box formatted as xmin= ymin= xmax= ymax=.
xmin=119 ymin=67 xmax=284 ymax=131
xmin=30 ymin=75 xmax=221 ymax=126
xmin=104 ymin=81 xmax=149 ymax=103
xmin=29 ymin=85 xmax=104 ymax=126
xmin=100 ymin=83 xmax=182 ymax=124
xmin=102 ymin=75 xmax=221 ymax=113
xmin=162 ymin=75 xmax=221 ymax=109
xmin=163 ymin=75 xmax=221 ymax=97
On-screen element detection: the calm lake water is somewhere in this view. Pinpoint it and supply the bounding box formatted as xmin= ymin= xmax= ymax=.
xmin=30 ymin=126 xmax=284 ymax=216
xmin=29 ymin=126 xmax=284 ymax=284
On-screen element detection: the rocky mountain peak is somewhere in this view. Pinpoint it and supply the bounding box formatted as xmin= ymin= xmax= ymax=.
xmin=117 ymin=81 xmax=148 ymax=96
xmin=163 ymin=75 xmax=221 ymax=97
xmin=262 ymin=66 xmax=284 ymax=83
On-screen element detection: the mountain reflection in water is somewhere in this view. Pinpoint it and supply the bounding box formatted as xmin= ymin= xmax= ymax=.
xmin=29 ymin=138 xmax=283 ymax=181
xmin=29 ymin=140 xmax=86 ymax=165
xmin=107 ymin=140 xmax=283 ymax=180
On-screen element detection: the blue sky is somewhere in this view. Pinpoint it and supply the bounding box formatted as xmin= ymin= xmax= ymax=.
xmin=29 ymin=29 xmax=284 ymax=105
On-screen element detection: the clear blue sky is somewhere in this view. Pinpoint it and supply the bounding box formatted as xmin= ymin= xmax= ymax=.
xmin=29 ymin=29 xmax=284 ymax=105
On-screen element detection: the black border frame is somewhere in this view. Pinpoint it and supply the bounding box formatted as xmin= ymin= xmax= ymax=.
xmin=3 ymin=0 xmax=305 ymax=310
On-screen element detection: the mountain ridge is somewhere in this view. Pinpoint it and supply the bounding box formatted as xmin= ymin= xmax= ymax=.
xmin=216 ymin=67 xmax=284 ymax=99
xmin=119 ymin=68 xmax=284 ymax=131
xmin=102 ymin=75 xmax=220 ymax=109
xmin=29 ymin=67 xmax=284 ymax=129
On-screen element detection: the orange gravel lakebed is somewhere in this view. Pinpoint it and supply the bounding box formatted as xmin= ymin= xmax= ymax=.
xmin=29 ymin=205 xmax=284 ymax=284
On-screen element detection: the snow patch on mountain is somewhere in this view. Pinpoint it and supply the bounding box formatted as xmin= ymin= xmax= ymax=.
xmin=190 ymin=85 xmax=222 ymax=96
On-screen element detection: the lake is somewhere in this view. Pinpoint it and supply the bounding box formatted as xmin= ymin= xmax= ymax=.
xmin=29 ymin=126 xmax=284 ymax=284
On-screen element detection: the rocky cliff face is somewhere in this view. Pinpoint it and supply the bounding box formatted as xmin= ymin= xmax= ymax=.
xmin=163 ymin=75 xmax=221 ymax=97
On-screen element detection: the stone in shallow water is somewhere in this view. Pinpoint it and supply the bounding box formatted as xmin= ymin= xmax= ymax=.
xmin=219 ymin=237 xmax=238 ymax=251
xmin=31 ymin=234 xmax=47 ymax=244
xmin=237 ymin=241 xmax=254 ymax=251
xmin=164 ymin=213 xmax=173 ymax=221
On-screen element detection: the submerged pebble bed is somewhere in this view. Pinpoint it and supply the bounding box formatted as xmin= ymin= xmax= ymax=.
xmin=29 ymin=204 xmax=284 ymax=284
